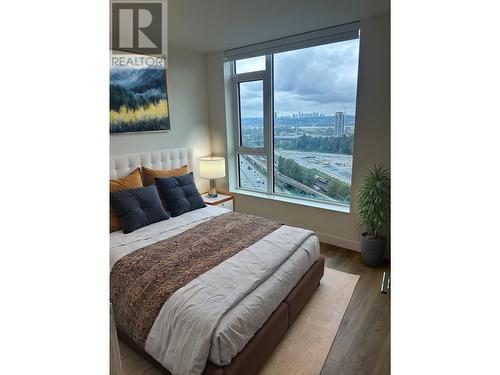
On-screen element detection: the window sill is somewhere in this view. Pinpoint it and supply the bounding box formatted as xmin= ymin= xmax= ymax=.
xmin=230 ymin=188 xmax=351 ymax=213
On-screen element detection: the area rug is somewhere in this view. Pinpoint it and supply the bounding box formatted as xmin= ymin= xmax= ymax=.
xmin=258 ymin=267 xmax=360 ymax=375
xmin=119 ymin=267 xmax=359 ymax=375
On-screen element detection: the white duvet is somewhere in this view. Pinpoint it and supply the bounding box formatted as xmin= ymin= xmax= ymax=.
xmin=110 ymin=206 xmax=320 ymax=375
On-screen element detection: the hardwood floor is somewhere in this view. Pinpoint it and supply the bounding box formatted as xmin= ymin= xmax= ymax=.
xmin=320 ymin=243 xmax=390 ymax=375
xmin=118 ymin=244 xmax=390 ymax=375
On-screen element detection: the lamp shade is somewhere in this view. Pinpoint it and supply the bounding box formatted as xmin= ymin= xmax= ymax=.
xmin=199 ymin=156 xmax=226 ymax=179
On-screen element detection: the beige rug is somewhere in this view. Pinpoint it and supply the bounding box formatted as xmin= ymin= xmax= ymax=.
xmin=119 ymin=268 xmax=359 ymax=375
xmin=258 ymin=268 xmax=360 ymax=375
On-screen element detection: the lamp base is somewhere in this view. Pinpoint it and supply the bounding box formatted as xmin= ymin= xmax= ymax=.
xmin=208 ymin=178 xmax=217 ymax=198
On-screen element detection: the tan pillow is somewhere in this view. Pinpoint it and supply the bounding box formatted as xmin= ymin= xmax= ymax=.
xmin=109 ymin=168 xmax=143 ymax=232
xmin=142 ymin=165 xmax=189 ymax=186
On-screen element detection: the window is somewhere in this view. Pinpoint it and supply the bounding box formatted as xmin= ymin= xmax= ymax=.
xmin=238 ymin=80 xmax=264 ymax=147
xmin=235 ymin=56 xmax=265 ymax=74
xmin=227 ymin=23 xmax=360 ymax=208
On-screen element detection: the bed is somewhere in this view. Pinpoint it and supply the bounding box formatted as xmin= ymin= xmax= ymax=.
xmin=110 ymin=148 xmax=325 ymax=375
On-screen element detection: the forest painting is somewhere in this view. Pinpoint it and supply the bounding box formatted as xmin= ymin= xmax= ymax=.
xmin=110 ymin=62 xmax=170 ymax=133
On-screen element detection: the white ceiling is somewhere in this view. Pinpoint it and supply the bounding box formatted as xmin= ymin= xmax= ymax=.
xmin=168 ymin=0 xmax=389 ymax=53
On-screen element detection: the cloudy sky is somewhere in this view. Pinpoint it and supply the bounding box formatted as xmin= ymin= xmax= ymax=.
xmin=238 ymin=38 xmax=360 ymax=118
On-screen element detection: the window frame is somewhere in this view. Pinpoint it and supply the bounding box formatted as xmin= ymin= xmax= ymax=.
xmin=231 ymin=55 xmax=274 ymax=194
xmin=227 ymin=23 xmax=360 ymax=207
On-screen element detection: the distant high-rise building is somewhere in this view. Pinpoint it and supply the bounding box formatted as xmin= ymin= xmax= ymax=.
xmin=335 ymin=111 xmax=345 ymax=136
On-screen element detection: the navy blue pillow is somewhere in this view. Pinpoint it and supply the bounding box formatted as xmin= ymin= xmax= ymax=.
xmin=155 ymin=172 xmax=206 ymax=217
xmin=110 ymin=185 xmax=168 ymax=234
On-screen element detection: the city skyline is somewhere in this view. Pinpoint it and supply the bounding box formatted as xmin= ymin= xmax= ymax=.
xmin=241 ymin=110 xmax=355 ymax=138
xmin=272 ymin=107 xmax=355 ymax=119
xmin=241 ymin=110 xmax=355 ymax=120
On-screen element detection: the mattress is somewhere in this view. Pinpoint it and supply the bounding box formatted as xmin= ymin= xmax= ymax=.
xmin=110 ymin=206 xmax=320 ymax=373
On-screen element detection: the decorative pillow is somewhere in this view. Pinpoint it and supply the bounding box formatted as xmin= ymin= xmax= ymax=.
xmin=155 ymin=172 xmax=206 ymax=217
xmin=109 ymin=168 xmax=143 ymax=232
xmin=110 ymin=185 xmax=169 ymax=234
xmin=142 ymin=165 xmax=189 ymax=186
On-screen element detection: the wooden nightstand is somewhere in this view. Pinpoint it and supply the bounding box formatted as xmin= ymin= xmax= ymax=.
xmin=202 ymin=193 xmax=234 ymax=211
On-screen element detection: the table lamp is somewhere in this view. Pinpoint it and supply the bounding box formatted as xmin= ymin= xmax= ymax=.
xmin=199 ymin=156 xmax=226 ymax=197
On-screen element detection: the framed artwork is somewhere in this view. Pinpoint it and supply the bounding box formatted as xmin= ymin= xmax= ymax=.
xmin=110 ymin=52 xmax=170 ymax=134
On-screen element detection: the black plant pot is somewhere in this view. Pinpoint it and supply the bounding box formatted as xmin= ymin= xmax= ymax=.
xmin=361 ymin=233 xmax=386 ymax=267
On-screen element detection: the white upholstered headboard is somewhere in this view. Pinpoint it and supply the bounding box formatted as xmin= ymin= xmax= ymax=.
xmin=110 ymin=148 xmax=194 ymax=179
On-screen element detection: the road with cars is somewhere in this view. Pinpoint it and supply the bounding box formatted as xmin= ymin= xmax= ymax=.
xmin=239 ymin=155 xmax=333 ymax=201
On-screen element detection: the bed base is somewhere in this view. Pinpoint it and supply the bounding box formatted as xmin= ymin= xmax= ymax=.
xmin=118 ymin=256 xmax=325 ymax=375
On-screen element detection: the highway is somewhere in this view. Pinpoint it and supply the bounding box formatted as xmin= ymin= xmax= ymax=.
xmin=275 ymin=170 xmax=332 ymax=200
xmin=240 ymin=155 xmax=333 ymax=201
xmin=239 ymin=156 xmax=267 ymax=191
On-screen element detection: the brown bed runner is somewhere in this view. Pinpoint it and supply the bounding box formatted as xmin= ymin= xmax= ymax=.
xmin=110 ymin=212 xmax=282 ymax=347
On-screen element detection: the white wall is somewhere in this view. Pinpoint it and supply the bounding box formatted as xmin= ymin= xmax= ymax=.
xmin=110 ymin=47 xmax=212 ymax=191
xmin=205 ymin=13 xmax=390 ymax=251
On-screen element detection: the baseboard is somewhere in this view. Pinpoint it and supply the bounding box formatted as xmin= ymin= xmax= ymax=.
xmin=315 ymin=232 xmax=361 ymax=252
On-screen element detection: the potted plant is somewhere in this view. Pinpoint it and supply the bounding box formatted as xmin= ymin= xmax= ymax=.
xmin=356 ymin=163 xmax=390 ymax=267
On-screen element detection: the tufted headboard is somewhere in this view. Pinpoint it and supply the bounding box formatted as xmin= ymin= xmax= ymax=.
xmin=110 ymin=148 xmax=194 ymax=179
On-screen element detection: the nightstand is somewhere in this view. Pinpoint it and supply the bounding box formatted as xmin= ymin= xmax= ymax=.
xmin=202 ymin=193 xmax=234 ymax=211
